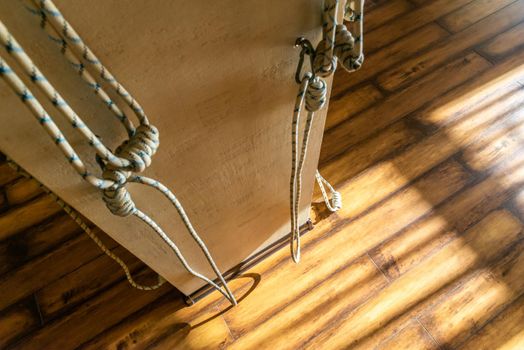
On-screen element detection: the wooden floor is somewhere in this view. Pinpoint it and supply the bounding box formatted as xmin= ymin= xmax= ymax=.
xmin=2 ymin=0 xmax=524 ymax=348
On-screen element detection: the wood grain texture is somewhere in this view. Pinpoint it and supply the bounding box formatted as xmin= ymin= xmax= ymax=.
xmin=2 ymin=0 xmax=524 ymax=348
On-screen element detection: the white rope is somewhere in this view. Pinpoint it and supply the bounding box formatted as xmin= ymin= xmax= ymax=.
xmin=0 ymin=1 xmax=236 ymax=305
xmin=289 ymin=0 xmax=364 ymax=262
xmin=315 ymin=170 xmax=342 ymax=212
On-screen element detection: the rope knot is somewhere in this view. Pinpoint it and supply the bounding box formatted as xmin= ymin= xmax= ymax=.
xmin=116 ymin=124 xmax=159 ymax=173
xmin=305 ymin=76 xmax=327 ymax=112
xmin=330 ymin=190 xmax=342 ymax=211
xmin=100 ymin=124 xmax=159 ymax=216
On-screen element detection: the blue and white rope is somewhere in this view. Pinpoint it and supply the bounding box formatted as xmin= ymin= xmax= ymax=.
xmin=0 ymin=1 xmax=236 ymax=305
xmin=289 ymin=0 xmax=364 ymax=263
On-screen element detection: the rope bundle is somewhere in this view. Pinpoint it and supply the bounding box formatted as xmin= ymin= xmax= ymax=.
xmin=289 ymin=0 xmax=364 ymax=263
xmin=1 ymin=0 xmax=236 ymax=305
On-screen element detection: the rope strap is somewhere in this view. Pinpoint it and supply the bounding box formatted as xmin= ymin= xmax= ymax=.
xmin=289 ymin=0 xmax=364 ymax=263
xmin=1 ymin=0 xmax=236 ymax=305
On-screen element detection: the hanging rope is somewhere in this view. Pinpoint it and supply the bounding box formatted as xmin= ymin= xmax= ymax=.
xmin=0 ymin=0 xmax=236 ymax=305
xmin=7 ymin=160 xmax=166 ymax=291
xmin=289 ymin=0 xmax=364 ymax=263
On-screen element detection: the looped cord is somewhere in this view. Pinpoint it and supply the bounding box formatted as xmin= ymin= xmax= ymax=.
xmin=289 ymin=0 xmax=364 ymax=263
xmin=315 ymin=170 xmax=342 ymax=212
xmin=313 ymin=0 xmax=365 ymax=76
xmin=0 ymin=0 xmax=237 ymax=305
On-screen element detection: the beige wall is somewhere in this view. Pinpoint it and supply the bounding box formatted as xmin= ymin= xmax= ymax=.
xmin=0 ymin=0 xmax=333 ymax=295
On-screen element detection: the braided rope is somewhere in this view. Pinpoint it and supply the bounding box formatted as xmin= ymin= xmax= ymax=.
xmin=0 ymin=1 xmax=236 ymax=305
xmin=313 ymin=0 xmax=365 ymax=76
xmin=289 ymin=0 xmax=363 ymax=262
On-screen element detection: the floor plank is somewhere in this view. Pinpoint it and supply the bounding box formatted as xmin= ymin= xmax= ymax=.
xmin=3 ymin=0 xmax=524 ymax=348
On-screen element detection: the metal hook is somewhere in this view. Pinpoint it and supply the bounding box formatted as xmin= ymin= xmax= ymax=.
xmin=294 ymin=37 xmax=316 ymax=84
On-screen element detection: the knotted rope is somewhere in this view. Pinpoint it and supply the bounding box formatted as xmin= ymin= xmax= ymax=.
xmin=0 ymin=0 xmax=237 ymax=305
xmin=289 ymin=0 xmax=364 ymax=263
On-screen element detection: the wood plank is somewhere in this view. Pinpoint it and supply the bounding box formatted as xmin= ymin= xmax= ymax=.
xmin=35 ymin=245 xmax=144 ymax=320
xmin=460 ymin=293 xmax=524 ymax=350
xmin=5 ymin=178 xmax=43 ymax=206
xmin=419 ymin=237 xmax=524 ymax=348
xmin=331 ymin=23 xmax=449 ymax=97
xmin=439 ymin=0 xmax=517 ymax=33
xmin=0 ymin=213 xmax=82 ymax=276
xmin=14 ymin=270 xmax=173 ymax=350
xmin=304 ymin=210 xmax=522 ymax=349
xmin=222 ymin=161 xmax=468 ymax=340
xmin=369 ymin=176 xmax=514 ymax=280
xmin=377 ymin=0 xmax=524 ymax=91
xmin=369 ymin=85 xmax=524 ymax=280
xmin=318 ymin=119 xmax=424 ymax=184
xmin=0 ymin=195 xmax=62 ymax=242
xmin=324 ymin=52 xmax=490 ymax=163
xmin=478 ymin=21 xmax=524 ymax=61
xmin=0 ymin=299 xmax=39 ymax=349
xmin=227 ymin=256 xmax=388 ymax=350
xmin=373 ymin=319 xmax=438 ymax=350
xmin=0 ymin=232 xmax=118 ymax=311
xmin=80 ymin=291 xmax=233 ymax=350
xmin=461 ymin=94 xmax=524 ymax=172
xmin=365 ymin=0 xmax=413 ymax=32
xmin=324 ymin=83 xmax=383 ymax=131
xmin=0 ymin=162 xmax=20 ymax=187
xmin=365 ymin=0 xmax=474 ymax=53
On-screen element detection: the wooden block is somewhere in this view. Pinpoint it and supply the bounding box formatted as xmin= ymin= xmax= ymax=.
xmin=14 ymin=270 xmax=173 ymax=350
xmin=226 ymin=256 xmax=388 ymax=349
xmin=0 ymin=299 xmax=39 ymax=348
xmin=5 ymin=178 xmax=44 ymax=206
xmin=304 ymin=210 xmax=522 ymax=349
xmin=318 ymin=119 xmax=424 ymax=184
xmin=479 ymin=21 xmax=524 ymax=61
xmin=0 ymin=232 xmax=118 ymax=311
xmin=0 ymin=195 xmax=62 ymax=242
xmin=331 ymin=23 xmax=448 ymax=97
xmin=439 ymin=0 xmax=517 ymax=33
xmin=325 ymin=52 xmax=490 ymax=162
xmin=221 ymin=161 xmax=467 ymax=338
xmin=419 ymin=237 xmax=524 ymax=347
xmin=0 ymin=162 xmax=20 ymax=187
xmin=373 ymin=319 xmax=438 ymax=350
xmin=377 ymin=1 xmax=524 ymax=91
xmin=325 ymin=83 xmax=383 ymax=131
xmin=0 ymin=213 xmax=82 ymax=276
xmin=460 ymin=293 xmax=524 ymax=350
xmin=365 ymin=0 xmax=474 ymax=53
xmin=365 ymin=0 xmax=413 ymax=32
xmin=36 ymin=245 xmax=144 ymax=320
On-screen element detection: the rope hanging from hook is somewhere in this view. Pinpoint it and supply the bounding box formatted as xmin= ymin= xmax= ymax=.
xmin=0 ymin=0 xmax=236 ymax=305
xmin=289 ymin=0 xmax=365 ymax=263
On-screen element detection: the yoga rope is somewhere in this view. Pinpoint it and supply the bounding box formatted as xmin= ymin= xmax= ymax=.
xmin=0 ymin=0 xmax=237 ymax=305
xmin=7 ymin=160 xmax=166 ymax=291
xmin=290 ymin=0 xmax=364 ymax=263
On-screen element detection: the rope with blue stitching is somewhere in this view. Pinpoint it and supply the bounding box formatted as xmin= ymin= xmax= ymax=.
xmin=289 ymin=0 xmax=364 ymax=263
xmin=0 ymin=0 xmax=236 ymax=305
